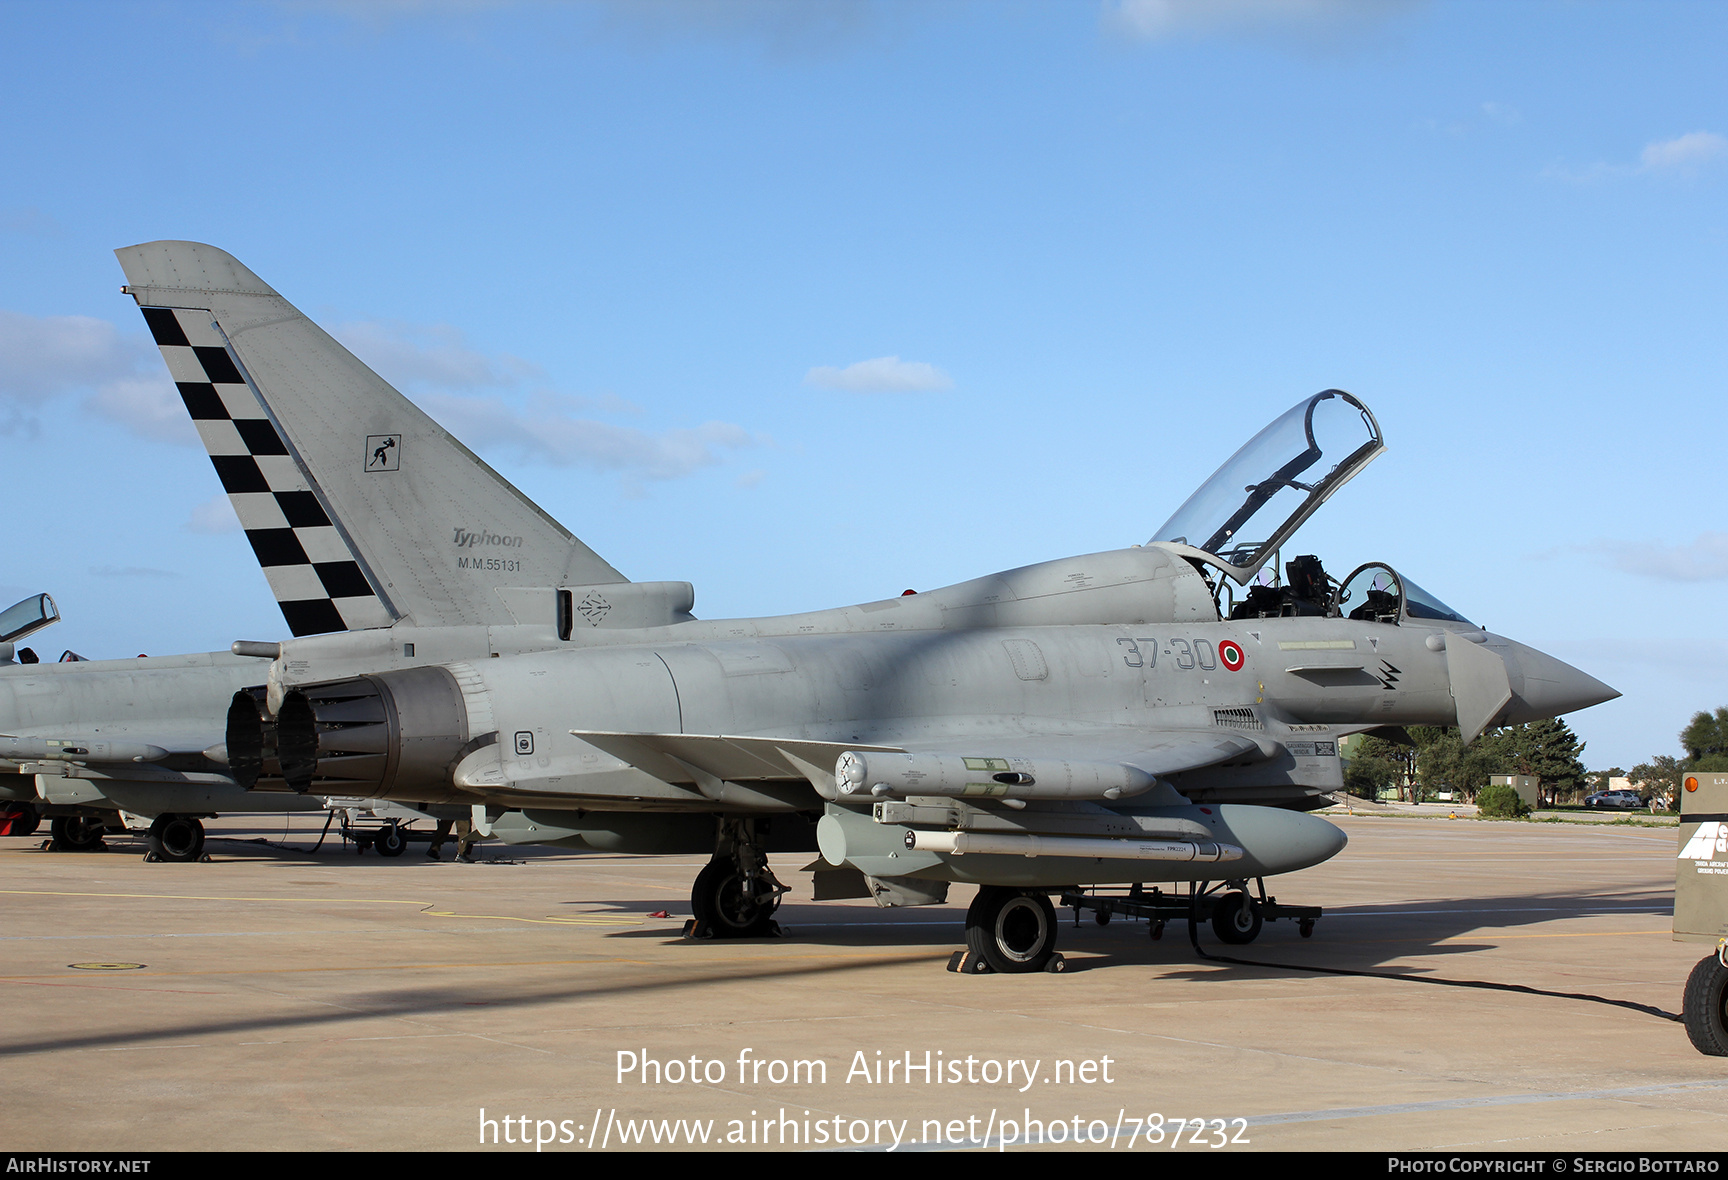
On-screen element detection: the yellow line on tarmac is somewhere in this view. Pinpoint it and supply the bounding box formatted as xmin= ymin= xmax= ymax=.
xmin=420 ymin=910 xmax=641 ymax=927
xmin=0 ymin=888 xmax=644 ymax=927
xmin=0 ymin=888 xmax=435 ymax=905
xmin=0 ymin=949 xmax=943 ymax=983
xmin=1340 ymin=928 xmax=1671 ymax=947
xmin=1444 ymin=928 xmax=1671 ymax=942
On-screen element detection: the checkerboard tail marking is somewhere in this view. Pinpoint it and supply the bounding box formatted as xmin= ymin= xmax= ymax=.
xmin=140 ymin=306 xmax=393 ymax=637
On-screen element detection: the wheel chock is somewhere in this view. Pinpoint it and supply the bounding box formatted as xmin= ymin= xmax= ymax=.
xmin=946 ymin=951 xmax=994 ymax=974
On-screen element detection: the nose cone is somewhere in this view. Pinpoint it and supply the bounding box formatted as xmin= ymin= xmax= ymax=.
xmin=1502 ymin=639 xmax=1620 ymax=724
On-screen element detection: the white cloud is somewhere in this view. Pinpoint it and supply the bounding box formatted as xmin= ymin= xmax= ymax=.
xmin=332 ymin=318 xmax=760 ymax=482
xmin=85 ymin=373 xmax=199 ymax=445
xmin=804 ymin=355 xmax=953 ymax=393
xmin=1106 ymin=0 xmax=1416 ymax=44
xmin=1546 ymin=130 xmax=1728 ymax=184
xmin=0 ymin=311 xmax=140 ymax=403
xmin=1640 ymin=131 xmax=1728 ymax=172
xmin=1584 ymin=532 xmax=1728 ymax=582
xmin=0 ymin=306 xmax=757 ymax=482
xmin=422 ymin=392 xmax=758 ymax=479
xmin=0 ymin=310 xmax=198 ymax=442
xmin=331 ymin=320 xmax=542 ymax=390
xmin=187 ymin=495 xmax=243 ymax=535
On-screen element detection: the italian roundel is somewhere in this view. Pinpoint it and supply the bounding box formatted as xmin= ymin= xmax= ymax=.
xmin=1219 ymin=640 xmax=1245 ymax=671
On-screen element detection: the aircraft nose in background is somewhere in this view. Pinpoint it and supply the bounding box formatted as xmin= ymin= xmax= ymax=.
xmin=1506 ymin=639 xmax=1620 ymax=722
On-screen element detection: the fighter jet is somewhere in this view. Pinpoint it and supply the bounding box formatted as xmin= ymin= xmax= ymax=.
xmin=30 ymin=241 xmax=1621 ymax=973
xmin=0 ymin=588 xmax=355 ymax=856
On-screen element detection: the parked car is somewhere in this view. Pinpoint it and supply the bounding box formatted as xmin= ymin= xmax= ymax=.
xmin=1584 ymin=789 xmax=1646 ymax=810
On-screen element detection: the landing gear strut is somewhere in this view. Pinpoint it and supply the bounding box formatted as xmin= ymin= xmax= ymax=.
xmin=687 ymin=818 xmax=786 ymax=939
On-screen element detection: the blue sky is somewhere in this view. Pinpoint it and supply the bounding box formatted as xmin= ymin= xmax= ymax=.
xmin=1 ymin=0 xmax=1723 ymax=770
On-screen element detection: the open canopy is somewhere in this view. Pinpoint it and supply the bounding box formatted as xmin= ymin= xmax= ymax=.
xmin=1150 ymin=389 xmax=1384 ymax=584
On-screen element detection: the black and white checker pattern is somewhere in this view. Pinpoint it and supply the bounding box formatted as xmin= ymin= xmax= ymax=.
xmin=141 ymin=306 xmax=394 ymax=637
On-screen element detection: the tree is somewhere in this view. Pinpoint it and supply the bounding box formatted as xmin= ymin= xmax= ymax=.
xmin=1415 ymin=728 xmax=1497 ymax=800
xmin=1682 ymin=708 xmax=1728 ymax=772
xmin=1476 ymin=718 xmax=1586 ymax=799
xmin=1343 ymin=734 xmax=1405 ymax=799
xmin=1586 ymin=766 xmax=1626 ymax=792
xmin=1631 ymin=754 xmax=1683 ymax=808
xmin=1620 ymin=704 xmax=1728 ymax=813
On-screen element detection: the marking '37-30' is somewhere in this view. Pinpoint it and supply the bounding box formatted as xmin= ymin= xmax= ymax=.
xmin=1117 ymin=637 xmax=1246 ymax=672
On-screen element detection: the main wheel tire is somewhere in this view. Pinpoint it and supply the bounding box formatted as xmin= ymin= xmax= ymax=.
xmin=1211 ymin=891 xmax=1263 ymax=945
xmin=374 ymin=821 xmax=407 ymax=858
xmin=50 ymin=815 xmax=106 ymax=852
xmin=146 ymin=815 xmax=205 ymax=863
xmin=965 ymin=887 xmax=1058 ymax=974
xmin=690 ymin=858 xmax=778 ymax=938
xmin=1683 ymin=954 xmax=1728 ymax=1056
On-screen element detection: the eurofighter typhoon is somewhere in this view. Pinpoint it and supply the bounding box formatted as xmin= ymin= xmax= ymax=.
xmin=9 ymin=241 xmax=1619 ymax=973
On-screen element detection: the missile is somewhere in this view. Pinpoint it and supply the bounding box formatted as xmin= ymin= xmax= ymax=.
xmin=0 ymin=736 xmax=170 ymax=764
xmin=835 ymin=750 xmax=1155 ymax=802
xmin=905 ymin=829 xmax=1243 ymax=862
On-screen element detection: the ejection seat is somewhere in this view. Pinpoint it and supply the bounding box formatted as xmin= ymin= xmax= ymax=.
xmin=1229 ymin=554 xmax=1335 ymax=619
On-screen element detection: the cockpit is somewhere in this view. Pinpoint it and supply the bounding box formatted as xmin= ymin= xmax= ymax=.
xmin=1219 ymin=558 xmax=1474 ymax=627
xmin=1148 ymin=390 xmax=1474 ymax=629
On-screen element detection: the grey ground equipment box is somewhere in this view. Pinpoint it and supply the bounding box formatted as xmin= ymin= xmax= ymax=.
xmin=1674 ymin=772 xmax=1728 ymax=1054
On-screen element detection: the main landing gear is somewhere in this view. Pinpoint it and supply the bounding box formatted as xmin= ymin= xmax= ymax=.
xmin=685 ymin=818 xmax=788 ymax=939
xmin=145 ymin=814 xmax=206 ymax=863
xmin=952 ymin=886 xmax=1066 ymax=974
xmin=49 ymin=815 xmax=107 ymax=852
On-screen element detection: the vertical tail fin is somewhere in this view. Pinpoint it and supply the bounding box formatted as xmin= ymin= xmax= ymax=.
xmin=116 ymin=241 xmax=626 ymax=635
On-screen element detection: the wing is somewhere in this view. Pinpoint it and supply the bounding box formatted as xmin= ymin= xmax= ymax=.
xmin=568 ymin=726 xmax=1270 ymax=804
